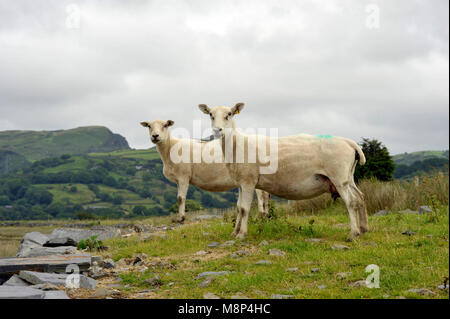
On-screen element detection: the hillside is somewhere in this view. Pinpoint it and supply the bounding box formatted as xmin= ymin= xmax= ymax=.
xmin=0 ymin=126 xmax=130 ymax=162
xmin=392 ymin=150 xmax=449 ymax=179
xmin=393 ymin=150 xmax=449 ymax=166
xmin=0 ymin=150 xmax=30 ymax=175
xmin=0 ymin=148 xmax=235 ymax=220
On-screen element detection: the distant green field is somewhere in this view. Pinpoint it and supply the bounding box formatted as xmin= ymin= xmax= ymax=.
xmin=90 ymin=148 xmax=160 ymax=161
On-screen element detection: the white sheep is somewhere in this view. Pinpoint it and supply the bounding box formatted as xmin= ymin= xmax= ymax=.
xmin=140 ymin=120 xmax=271 ymax=222
xmin=198 ymin=103 xmax=368 ymax=241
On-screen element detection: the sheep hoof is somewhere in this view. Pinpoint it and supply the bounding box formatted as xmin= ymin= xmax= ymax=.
xmin=360 ymin=226 xmax=369 ymax=234
xmin=231 ymin=231 xmax=238 ymax=237
xmin=236 ymin=233 xmax=246 ymax=240
xmin=172 ymin=216 xmax=185 ymax=224
xmin=346 ymin=231 xmax=360 ymax=242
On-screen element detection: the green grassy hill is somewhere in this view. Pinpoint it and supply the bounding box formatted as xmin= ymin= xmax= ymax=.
xmin=393 ymin=150 xmax=449 ymax=179
xmin=393 ymin=150 xmax=449 ymax=166
xmin=0 ymin=126 xmax=130 ymax=162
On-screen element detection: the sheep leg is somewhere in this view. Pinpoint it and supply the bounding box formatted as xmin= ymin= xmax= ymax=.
xmin=174 ymin=181 xmax=189 ymax=224
xmin=236 ymin=184 xmax=255 ymax=240
xmin=232 ymin=187 xmax=243 ymax=237
xmin=350 ymin=183 xmax=369 ymax=233
xmin=255 ymin=190 xmax=267 ymax=218
xmin=334 ymin=182 xmax=361 ymax=241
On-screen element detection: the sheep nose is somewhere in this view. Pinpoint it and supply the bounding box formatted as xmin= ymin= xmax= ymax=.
xmin=152 ymin=134 xmax=159 ymax=138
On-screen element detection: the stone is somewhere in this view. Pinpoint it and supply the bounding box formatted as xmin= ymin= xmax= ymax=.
xmin=103 ymin=259 xmax=115 ymax=269
xmin=30 ymin=283 xmax=59 ymax=291
xmin=259 ymin=240 xmax=269 ymax=246
xmin=402 ymin=230 xmax=416 ymax=236
xmin=0 ymin=286 xmax=44 ymax=299
xmin=2 ymin=274 xmax=30 ymax=287
xmin=43 ymin=290 xmax=70 ymax=299
xmin=399 ymin=209 xmax=419 ymax=215
xmin=317 ymin=285 xmax=327 ymax=289
xmin=271 ymin=294 xmax=294 ymax=299
xmin=408 ymin=288 xmax=435 ymax=296
xmin=92 ymin=287 xmax=118 ymax=298
xmin=16 ymin=232 xmax=50 ymax=257
xmin=207 ymin=242 xmax=219 ymax=248
xmin=255 ymin=260 xmax=272 ymax=265
xmin=198 ymin=277 xmax=215 ymax=288
xmin=50 ymin=226 xmax=121 ymax=243
xmin=17 ymin=246 xmax=79 ymax=258
xmin=418 ymin=206 xmax=432 ymax=214
xmin=203 ymin=292 xmax=220 ymax=299
xmin=373 ymin=210 xmax=389 ymax=216
xmin=194 ymin=215 xmax=220 ymax=221
xmin=195 ymin=250 xmax=210 ymax=256
xmin=235 ymin=250 xmax=251 ymax=257
xmin=139 ymin=266 xmax=148 ymax=273
xmin=438 ymin=284 xmax=449 ymax=291
xmin=0 ymin=254 xmax=91 ymax=279
xmin=91 ymin=256 xmax=104 ymax=267
xmin=88 ymin=264 xmax=107 ymax=279
xmin=311 ymin=268 xmax=320 ymax=273
xmin=286 ymin=268 xmax=299 ymax=272
xmin=220 ymin=241 xmax=235 ymax=247
xmin=44 ymin=237 xmax=77 ymax=247
xmin=305 ymin=238 xmax=322 ymax=243
xmin=196 ymin=271 xmax=229 ymax=279
xmin=231 ymin=294 xmax=249 ymax=299
xmin=269 ymin=249 xmax=286 ymax=256
xmin=331 ymin=243 xmax=350 ymax=250
xmin=144 ymin=275 xmax=162 ymax=287
xmin=18 ymin=270 xmax=96 ymax=289
xmin=349 ymin=280 xmax=367 ymax=287
xmin=336 ymin=272 xmax=352 ymax=280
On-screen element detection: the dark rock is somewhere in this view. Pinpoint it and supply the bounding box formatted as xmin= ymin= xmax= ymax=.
xmin=408 ymin=288 xmax=435 ymax=296
xmin=198 ymin=277 xmax=215 ymax=288
xmin=103 ymin=259 xmax=115 ymax=269
xmin=44 ymin=237 xmax=77 ymax=247
xmin=144 ymin=275 xmax=162 ymax=287
xmin=402 ymin=230 xmax=416 ymax=236
xmin=207 ymin=242 xmax=219 ymax=248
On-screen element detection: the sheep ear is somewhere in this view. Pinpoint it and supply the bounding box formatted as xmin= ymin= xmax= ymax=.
xmin=140 ymin=122 xmax=150 ymax=128
xmin=232 ymin=102 xmax=245 ymax=115
xmin=198 ymin=104 xmax=211 ymax=115
xmin=166 ymin=120 xmax=174 ymax=127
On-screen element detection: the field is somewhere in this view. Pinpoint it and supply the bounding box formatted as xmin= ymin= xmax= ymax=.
xmin=1 ymin=174 xmax=448 ymax=299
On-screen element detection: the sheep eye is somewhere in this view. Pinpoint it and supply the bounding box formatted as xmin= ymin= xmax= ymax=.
xmin=228 ymin=112 xmax=232 ymax=116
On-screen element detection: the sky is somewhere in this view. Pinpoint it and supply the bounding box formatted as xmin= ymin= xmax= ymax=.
xmin=0 ymin=0 xmax=448 ymax=154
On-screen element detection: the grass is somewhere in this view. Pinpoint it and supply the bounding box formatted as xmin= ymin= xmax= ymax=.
xmin=96 ymin=204 xmax=449 ymax=299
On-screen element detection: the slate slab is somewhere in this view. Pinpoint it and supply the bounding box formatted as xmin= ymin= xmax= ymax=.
xmin=17 ymin=246 xmax=79 ymax=258
xmin=0 ymin=286 xmax=44 ymax=299
xmin=50 ymin=227 xmax=121 ymax=243
xmin=19 ymin=270 xmax=96 ymax=289
xmin=0 ymin=254 xmax=91 ymax=280
xmin=2 ymin=274 xmax=30 ymax=287
xmin=43 ymin=290 xmax=70 ymax=299
xmin=16 ymin=232 xmax=50 ymax=257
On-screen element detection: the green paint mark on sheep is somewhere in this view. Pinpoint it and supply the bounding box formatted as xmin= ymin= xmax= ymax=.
xmin=316 ymin=134 xmax=333 ymax=139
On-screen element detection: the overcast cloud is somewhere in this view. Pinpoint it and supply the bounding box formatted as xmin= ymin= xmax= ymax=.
xmin=0 ymin=0 xmax=448 ymax=154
